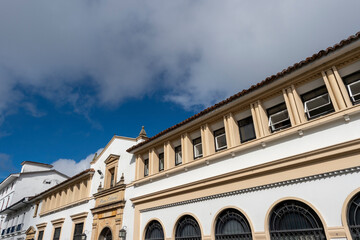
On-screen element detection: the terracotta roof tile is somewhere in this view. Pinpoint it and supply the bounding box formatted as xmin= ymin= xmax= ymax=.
xmin=127 ymin=31 xmax=360 ymax=153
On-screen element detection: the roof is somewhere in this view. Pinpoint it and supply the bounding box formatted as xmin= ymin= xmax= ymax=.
xmin=127 ymin=31 xmax=360 ymax=153
xmin=0 ymin=197 xmax=31 ymax=214
xmin=29 ymin=168 xmax=95 ymax=201
xmin=21 ymin=161 xmax=53 ymax=168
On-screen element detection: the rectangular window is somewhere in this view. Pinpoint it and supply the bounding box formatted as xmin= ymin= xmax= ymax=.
xmin=343 ymin=70 xmax=360 ymax=104
xmin=301 ymin=86 xmax=334 ymax=120
xmin=267 ymin=103 xmax=291 ymax=132
xmin=144 ymin=159 xmax=149 ymax=176
xmin=214 ymin=128 xmax=227 ymax=151
xmin=38 ymin=231 xmax=44 ymax=240
xmin=109 ymin=168 xmax=115 ymax=187
xmin=73 ymin=222 xmax=84 ymax=240
xmin=175 ymin=146 xmax=182 ymax=165
xmin=158 ymin=153 xmax=164 ymax=171
xmin=53 ymin=227 xmax=61 ymax=240
xmin=193 ymin=137 xmax=203 ymax=159
xmin=238 ymin=116 xmax=256 ymax=143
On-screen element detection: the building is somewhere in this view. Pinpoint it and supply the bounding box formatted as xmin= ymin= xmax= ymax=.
xmin=125 ymin=31 xmax=360 ymax=240
xmin=0 ymin=161 xmax=68 ymax=239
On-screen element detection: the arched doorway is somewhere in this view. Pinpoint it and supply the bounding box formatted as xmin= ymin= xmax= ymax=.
xmin=99 ymin=227 xmax=112 ymax=240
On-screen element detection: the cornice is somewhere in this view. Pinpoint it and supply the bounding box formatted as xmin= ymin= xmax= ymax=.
xmin=91 ymin=200 xmax=125 ymax=214
xmin=140 ymin=165 xmax=360 ymax=213
xmin=93 ymin=184 xmax=125 ymax=199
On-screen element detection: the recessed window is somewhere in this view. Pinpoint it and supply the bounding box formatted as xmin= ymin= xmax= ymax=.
xmin=214 ymin=128 xmax=227 ymax=151
xmin=73 ymin=222 xmax=84 ymax=240
xmin=301 ymin=86 xmax=334 ymax=120
xmin=193 ymin=138 xmax=203 ymax=159
xmin=238 ymin=116 xmax=256 ymax=143
xmin=175 ymin=215 xmax=201 ymax=240
xmin=175 ymin=146 xmax=182 ymax=165
xmin=109 ymin=168 xmax=115 ymax=187
xmin=145 ymin=220 xmax=165 ymax=240
xmin=215 ymin=208 xmax=252 ymax=240
xmin=267 ymin=103 xmax=291 ymax=132
xmin=347 ymin=191 xmax=360 ymax=240
xmin=53 ymin=227 xmax=61 ymax=240
xmin=37 ymin=231 xmax=44 ymax=240
xmin=144 ymin=159 xmax=149 ymax=176
xmin=343 ymin=70 xmax=360 ymax=104
xmin=158 ymin=153 xmax=164 ymax=171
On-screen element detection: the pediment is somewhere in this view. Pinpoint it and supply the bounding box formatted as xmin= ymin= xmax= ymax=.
xmin=104 ymin=154 xmax=120 ymax=164
xmin=25 ymin=226 xmax=36 ymax=234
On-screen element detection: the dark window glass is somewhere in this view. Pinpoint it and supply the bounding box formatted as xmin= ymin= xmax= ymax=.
xmin=175 ymin=215 xmax=201 ymax=240
xmin=53 ymin=227 xmax=61 ymax=240
xmin=214 ymin=128 xmax=227 ymax=151
xmin=144 ymin=159 xmax=149 ymax=176
xmin=145 ymin=220 xmax=165 ymax=240
xmin=215 ymin=208 xmax=252 ymax=240
xmin=73 ymin=222 xmax=84 ymax=240
xmin=175 ymin=146 xmax=182 ymax=165
xmin=38 ymin=231 xmax=44 ymax=240
xmin=159 ymin=153 xmax=164 ymax=171
xmin=110 ymin=168 xmax=115 ymax=187
xmin=269 ymin=200 xmax=326 ymax=240
xmin=347 ymin=192 xmax=360 ymax=240
xmin=193 ymin=137 xmax=203 ymax=159
xmin=301 ymin=86 xmax=334 ymax=120
xmin=238 ymin=116 xmax=256 ymax=143
xmin=343 ymin=70 xmax=360 ymax=104
xmin=267 ymin=103 xmax=291 ymax=132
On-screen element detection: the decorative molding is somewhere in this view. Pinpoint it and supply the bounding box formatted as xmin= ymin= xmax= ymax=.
xmin=51 ymin=218 xmax=65 ymax=225
xmin=140 ymin=166 xmax=360 ymax=213
xmin=70 ymin=212 xmax=88 ymax=221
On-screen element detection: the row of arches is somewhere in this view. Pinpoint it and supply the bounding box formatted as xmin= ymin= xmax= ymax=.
xmin=144 ymin=193 xmax=360 ymax=240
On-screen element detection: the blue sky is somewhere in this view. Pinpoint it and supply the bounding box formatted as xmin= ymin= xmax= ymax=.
xmin=0 ymin=0 xmax=360 ymax=180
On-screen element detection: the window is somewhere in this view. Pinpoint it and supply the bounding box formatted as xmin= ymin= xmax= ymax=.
xmin=215 ymin=209 xmax=252 ymax=240
xmin=193 ymin=138 xmax=203 ymax=159
xmin=214 ymin=128 xmax=227 ymax=151
xmin=144 ymin=159 xmax=149 ymax=176
xmin=267 ymin=103 xmax=291 ymax=132
xmin=269 ymin=200 xmax=326 ymax=240
xmin=301 ymin=86 xmax=334 ymax=120
xmin=238 ymin=116 xmax=256 ymax=143
xmin=145 ymin=220 xmax=165 ymax=240
xmin=175 ymin=215 xmax=201 ymax=240
xmin=73 ymin=222 xmax=84 ymax=240
xmin=347 ymin=191 xmax=360 ymax=240
xmin=158 ymin=153 xmax=164 ymax=171
xmin=53 ymin=227 xmax=61 ymax=240
xmin=10 ymin=226 xmax=15 ymax=233
xmin=37 ymin=231 xmax=44 ymax=240
xmin=175 ymin=146 xmax=182 ymax=165
xmin=109 ymin=168 xmax=115 ymax=187
xmin=343 ymin=70 xmax=360 ymax=104
xmin=16 ymin=224 xmax=22 ymax=231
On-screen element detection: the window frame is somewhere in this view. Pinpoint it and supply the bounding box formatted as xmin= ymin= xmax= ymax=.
xmin=144 ymin=159 xmax=149 ymax=177
xmin=53 ymin=227 xmax=61 ymax=240
xmin=214 ymin=128 xmax=227 ymax=152
xmin=158 ymin=153 xmax=164 ymax=172
xmin=267 ymin=103 xmax=291 ymax=132
xmin=175 ymin=146 xmax=182 ymax=166
xmin=301 ymin=85 xmax=334 ymax=120
xmin=238 ymin=116 xmax=256 ymax=143
xmin=73 ymin=222 xmax=84 ymax=240
xmin=192 ymin=137 xmax=203 ymax=159
xmin=342 ymin=70 xmax=360 ymax=105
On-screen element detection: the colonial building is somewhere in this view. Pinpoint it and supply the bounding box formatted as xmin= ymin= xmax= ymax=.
xmin=125 ymin=31 xmax=360 ymax=240
xmin=0 ymin=161 xmax=68 ymax=239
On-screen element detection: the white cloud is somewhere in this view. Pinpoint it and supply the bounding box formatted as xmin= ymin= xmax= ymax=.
xmin=0 ymin=0 xmax=359 ymax=122
xmin=52 ymin=148 xmax=103 ymax=177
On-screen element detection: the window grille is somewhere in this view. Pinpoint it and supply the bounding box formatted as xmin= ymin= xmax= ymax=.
xmin=193 ymin=137 xmax=203 ymax=159
xmin=215 ymin=209 xmax=252 ymax=240
xmin=269 ymin=200 xmax=326 ymax=240
xmin=347 ymin=192 xmax=360 ymax=240
xmin=175 ymin=215 xmax=202 ymax=240
xmin=145 ymin=220 xmax=164 ymax=240
xmin=238 ymin=116 xmax=256 ymax=143
xmin=73 ymin=222 xmax=84 ymax=240
xmin=214 ymin=128 xmax=227 ymax=151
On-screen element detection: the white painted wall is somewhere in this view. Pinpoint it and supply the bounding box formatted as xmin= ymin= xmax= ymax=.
xmin=21 ymin=163 xmax=52 ymax=173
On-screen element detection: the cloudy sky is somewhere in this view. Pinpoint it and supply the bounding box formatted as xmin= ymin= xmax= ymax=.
xmin=0 ymin=0 xmax=359 ymax=179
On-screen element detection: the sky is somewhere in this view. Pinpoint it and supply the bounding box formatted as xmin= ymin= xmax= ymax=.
xmin=0 ymin=0 xmax=360 ymax=180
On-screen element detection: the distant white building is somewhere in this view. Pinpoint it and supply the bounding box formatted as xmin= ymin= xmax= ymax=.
xmin=0 ymin=161 xmax=68 ymax=239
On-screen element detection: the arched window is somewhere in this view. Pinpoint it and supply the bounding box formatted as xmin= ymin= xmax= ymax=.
xmin=175 ymin=215 xmax=201 ymax=240
xmin=269 ymin=200 xmax=326 ymax=240
xmin=347 ymin=192 xmax=360 ymax=240
xmin=215 ymin=208 xmax=252 ymax=240
xmin=145 ymin=220 xmax=164 ymax=240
